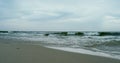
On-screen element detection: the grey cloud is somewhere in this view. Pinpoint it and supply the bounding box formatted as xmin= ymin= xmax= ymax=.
xmin=20 ymin=11 xmax=74 ymax=21
xmin=0 ymin=0 xmax=120 ymax=31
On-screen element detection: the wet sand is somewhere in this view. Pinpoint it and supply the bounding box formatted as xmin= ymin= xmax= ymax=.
xmin=0 ymin=39 xmax=120 ymax=63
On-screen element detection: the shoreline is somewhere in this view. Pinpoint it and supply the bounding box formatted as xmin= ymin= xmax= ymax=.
xmin=45 ymin=46 xmax=120 ymax=60
xmin=0 ymin=39 xmax=120 ymax=63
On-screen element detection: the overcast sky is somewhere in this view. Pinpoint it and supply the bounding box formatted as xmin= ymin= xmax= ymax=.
xmin=0 ymin=0 xmax=120 ymax=31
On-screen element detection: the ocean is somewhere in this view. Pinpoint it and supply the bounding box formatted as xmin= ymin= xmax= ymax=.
xmin=0 ymin=31 xmax=120 ymax=59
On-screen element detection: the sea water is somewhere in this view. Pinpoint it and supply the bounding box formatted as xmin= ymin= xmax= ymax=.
xmin=0 ymin=31 xmax=120 ymax=59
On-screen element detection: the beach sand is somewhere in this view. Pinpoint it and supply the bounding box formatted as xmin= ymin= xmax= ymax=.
xmin=0 ymin=39 xmax=120 ymax=63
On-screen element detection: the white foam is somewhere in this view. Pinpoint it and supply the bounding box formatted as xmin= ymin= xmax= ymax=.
xmin=45 ymin=46 xmax=120 ymax=60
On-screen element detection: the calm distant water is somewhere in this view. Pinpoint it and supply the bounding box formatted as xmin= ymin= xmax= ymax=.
xmin=0 ymin=31 xmax=120 ymax=59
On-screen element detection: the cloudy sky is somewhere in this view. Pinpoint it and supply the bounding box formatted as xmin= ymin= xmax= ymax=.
xmin=0 ymin=0 xmax=120 ymax=31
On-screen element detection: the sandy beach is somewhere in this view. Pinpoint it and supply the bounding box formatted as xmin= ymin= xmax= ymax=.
xmin=0 ymin=39 xmax=120 ymax=63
